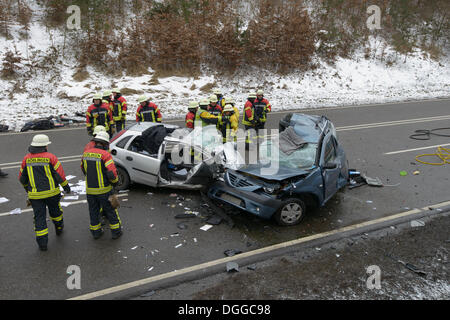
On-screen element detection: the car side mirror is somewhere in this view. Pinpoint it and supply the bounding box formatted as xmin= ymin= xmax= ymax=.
xmin=323 ymin=163 xmax=337 ymax=170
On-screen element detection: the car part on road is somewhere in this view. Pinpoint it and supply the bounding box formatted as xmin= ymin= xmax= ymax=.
xmin=224 ymin=249 xmax=242 ymax=257
xmin=409 ymin=127 xmax=450 ymax=140
xmin=226 ymin=262 xmax=239 ymax=273
xmin=385 ymin=253 xmax=427 ymax=277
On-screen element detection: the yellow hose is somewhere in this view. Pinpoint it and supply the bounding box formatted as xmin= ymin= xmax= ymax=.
xmin=415 ymin=146 xmax=450 ymax=165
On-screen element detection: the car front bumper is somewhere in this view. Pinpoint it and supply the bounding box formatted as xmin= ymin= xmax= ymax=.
xmin=208 ymin=181 xmax=282 ymax=219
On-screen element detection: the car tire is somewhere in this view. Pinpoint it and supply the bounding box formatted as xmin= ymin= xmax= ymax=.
xmin=116 ymin=166 xmax=130 ymax=191
xmin=274 ymin=198 xmax=306 ymax=226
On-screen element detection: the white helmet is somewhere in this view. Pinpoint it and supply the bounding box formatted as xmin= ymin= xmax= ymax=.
xmin=93 ymin=125 xmax=106 ymax=136
xmin=31 ymin=134 xmax=51 ymax=147
xmin=93 ymin=131 xmax=110 ymax=144
xmin=223 ymin=104 xmax=234 ymax=113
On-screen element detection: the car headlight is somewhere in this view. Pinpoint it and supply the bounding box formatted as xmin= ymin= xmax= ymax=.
xmin=263 ymin=187 xmax=275 ymax=194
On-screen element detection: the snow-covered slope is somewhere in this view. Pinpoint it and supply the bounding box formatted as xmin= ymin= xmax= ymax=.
xmin=0 ymin=6 xmax=449 ymax=131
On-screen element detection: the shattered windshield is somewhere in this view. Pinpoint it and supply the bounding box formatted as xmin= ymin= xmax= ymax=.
xmin=181 ymin=126 xmax=223 ymax=153
xmin=259 ymin=139 xmax=318 ymax=169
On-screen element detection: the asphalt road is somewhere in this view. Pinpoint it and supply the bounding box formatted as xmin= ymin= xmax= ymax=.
xmin=0 ymin=98 xmax=449 ymax=299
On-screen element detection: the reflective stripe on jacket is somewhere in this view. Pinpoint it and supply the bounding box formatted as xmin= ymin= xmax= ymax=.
xmin=136 ymin=102 xmax=162 ymax=122
xmin=19 ymin=150 xmax=68 ymax=200
xmin=112 ymin=96 xmax=127 ymax=121
xmin=81 ymin=147 xmax=118 ymax=195
xmin=86 ymin=104 xmax=114 ymax=131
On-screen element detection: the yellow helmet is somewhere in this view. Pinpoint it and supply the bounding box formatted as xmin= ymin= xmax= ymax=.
xmin=102 ymin=90 xmax=112 ymax=98
xmin=213 ymin=89 xmax=222 ymax=96
xmin=256 ymin=89 xmax=264 ymax=96
xmin=248 ymin=92 xmax=257 ymax=99
xmin=112 ymin=88 xmax=121 ymax=93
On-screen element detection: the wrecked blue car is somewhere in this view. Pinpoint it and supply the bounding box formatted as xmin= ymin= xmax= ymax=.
xmin=208 ymin=113 xmax=349 ymax=226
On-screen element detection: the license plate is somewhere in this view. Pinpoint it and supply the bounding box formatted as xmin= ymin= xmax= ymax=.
xmin=220 ymin=193 xmax=242 ymax=206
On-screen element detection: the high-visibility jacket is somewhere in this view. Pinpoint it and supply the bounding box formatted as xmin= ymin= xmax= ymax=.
xmin=81 ymin=147 xmax=118 ymax=195
xmin=185 ymin=111 xmax=196 ymax=129
xmin=242 ymin=100 xmax=256 ymax=126
xmin=242 ymin=98 xmax=271 ymax=126
xmin=207 ymin=104 xmax=223 ymax=116
xmin=195 ymin=109 xmax=219 ymax=127
xmin=112 ymin=96 xmax=127 ymax=121
xmin=83 ymin=141 xmax=96 ymax=153
xmin=86 ymin=103 xmax=114 ymax=132
xmin=217 ymin=96 xmax=226 ymax=108
xmin=19 ymin=148 xmax=69 ymax=200
xmin=253 ymin=98 xmax=271 ymax=123
xmin=136 ymin=102 xmax=162 ymax=123
xmin=217 ymin=112 xmax=239 ymax=142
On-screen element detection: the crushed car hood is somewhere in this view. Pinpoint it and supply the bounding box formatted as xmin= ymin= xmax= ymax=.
xmin=237 ymin=165 xmax=311 ymax=181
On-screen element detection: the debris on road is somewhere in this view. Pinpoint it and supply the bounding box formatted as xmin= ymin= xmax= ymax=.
xmin=131 ymin=246 xmax=139 ymax=250
xmin=224 ymin=249 xmax=242 ymax=257
xmin=9 ymin=208 xmax=21 ymax=215
xmin=226 ymin=262 xmax=239 ymax=273
xmin=413 ymin=170 xmax=420 ymax=175
xmin=400 ymin=171 xmax=408 ymax=176
xmin=411 ymin=220 xmax=425 ymax=227
xmin=386 ymin=253 xmax=427 ymax=277
xmin=64 ymin=196 xmax=79 ymax=200
xmin=174 ymin=244 xmax=182 ymax=249
xmin=175 ymin=213 xmax=196 ymax=219
xmin=247 ymin=265 xmax=257 ymax=271
xmin=206 ymin=215 xmax=223 ymax=225
xmin=200 ymin=224 xmax=213 ymax=231
xmin=140 ymin=290 xmax=155 ymax=297
xmin=0 ymin=197 xmax=9 ymax=204
xmin=177 ymin=223 xmax=188 ymax=230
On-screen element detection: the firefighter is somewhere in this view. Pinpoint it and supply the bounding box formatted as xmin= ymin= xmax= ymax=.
xmin=195 ymin=99 xmax=220 ymax=127
xmin=254 ymin=89 xmax=271 ymax=129
xmin=83 ymin=125 xmax=106 ymax=153
xmin=217 ymin=104 xmax=239 ymax=143
xmin=225 ymin=97 xmax=240 ymax=120
xmin=102 ymin=90 xmax=116 ymax=136
xmin=86 ymin=93 xmax=115 ymax=137
xmin=81 ymin=131 xmax=122 ymax=240
xmin=207 ymin=94 xmax=223 ymax=116
xmin=213 ymin=89 xmax=225 ymax=108
xmin=19 ymin=134 xmax=70 ymax=251
xmin=185 ymin=101 xmax=198 ymax=130
xmin=242 ymin=92 xmax=258 ymax=147
xmin=136 ymin=95 xmax=162 ymax=123
xmin=111 ymin=88 xmax=127 ymax=132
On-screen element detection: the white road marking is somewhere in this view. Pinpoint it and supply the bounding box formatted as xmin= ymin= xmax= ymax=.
xmin=0 ymin=194 xmax=128 ymax=218
xmin=2 ymin=114 xmax=450 ymax=168
xmin=68 ymin=202 xmax=450 ymax=300
xmin=384 ymin=143 xmax=450 ymax=155
xmin=0 ymin=98 xmax=448 ymax=136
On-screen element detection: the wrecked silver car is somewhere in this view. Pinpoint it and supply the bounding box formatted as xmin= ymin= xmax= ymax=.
xmin=110 ymin=123 xmax=243 ymax=190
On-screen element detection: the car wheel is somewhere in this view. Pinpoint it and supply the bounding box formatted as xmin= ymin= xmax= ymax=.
xmin=274 ymin=198 xmax=306 ymax=226
xmin=116 ymin=166 xmax=130 ymax=191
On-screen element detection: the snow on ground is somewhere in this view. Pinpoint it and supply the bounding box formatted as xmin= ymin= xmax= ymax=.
xmin=0 ymin=18 xmax=449 ymax=131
